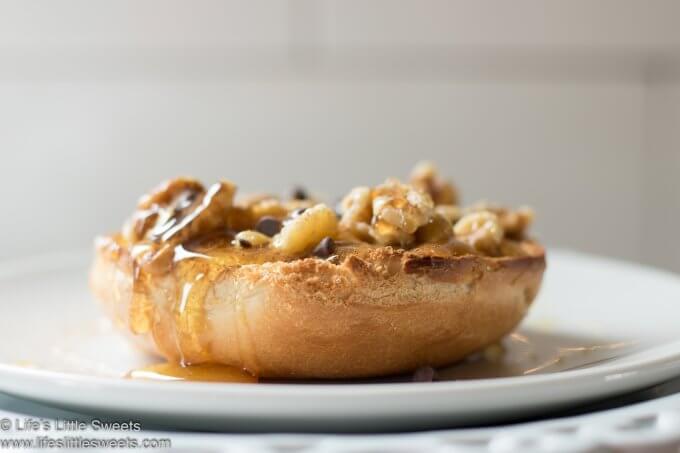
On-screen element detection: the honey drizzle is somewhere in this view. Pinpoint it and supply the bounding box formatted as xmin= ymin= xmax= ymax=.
xmin=128 ymin=362 xmax=257 ymax=383
xmin=172 ymin=255 xmax=214 ymax=366
xmin=127 ymin=334 xmax=636 ymax=384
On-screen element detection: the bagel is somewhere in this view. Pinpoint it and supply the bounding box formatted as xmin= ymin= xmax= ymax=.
xmin=90 ymin=164 xmax=546 ymax=379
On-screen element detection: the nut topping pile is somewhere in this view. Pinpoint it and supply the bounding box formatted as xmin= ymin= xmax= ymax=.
xmin=115 ymin=163 xmax=536 ymax=268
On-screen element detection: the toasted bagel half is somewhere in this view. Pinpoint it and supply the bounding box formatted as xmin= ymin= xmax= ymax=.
xmin=91 ymin=237 xmax=545 ymax=379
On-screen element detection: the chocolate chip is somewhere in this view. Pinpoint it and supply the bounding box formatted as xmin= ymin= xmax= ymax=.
xmin=255 ymin=216 xmax=282 ymax=237
xmin=237 ymin=238 xmax=252 ymax=248
xmin=312 ymin=237 xmax=336 ymax=259
xmin=412 ymin=366 xmax=437 ymax=382
xmin=291 ymin=208 xmax=307 ymax=218
xmin=291 ymin=186 xmax=308 ymax=200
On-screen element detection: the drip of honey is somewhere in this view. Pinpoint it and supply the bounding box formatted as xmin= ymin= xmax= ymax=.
xmin=128 ymin=363 xmax=258 ymax=383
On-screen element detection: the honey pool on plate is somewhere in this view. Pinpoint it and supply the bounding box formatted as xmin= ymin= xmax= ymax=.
xmin=125 ymin=328 xmax=637 ymax=384
xmin=128 ymin=363 xmax=258 ymax=383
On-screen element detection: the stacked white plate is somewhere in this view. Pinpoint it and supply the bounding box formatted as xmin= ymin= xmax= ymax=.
xmin=1 ymin=249 xmax=680 ymax=437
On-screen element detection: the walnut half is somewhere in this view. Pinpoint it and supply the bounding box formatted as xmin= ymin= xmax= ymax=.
xmin=453 ymin=211 xmax=504 ymax=254
xmin=123 ymin=178 xmax=236 ymax=246
xmin=338 ymin=178 xmax=435 ymax=247
xmin=370 ymin=179 xmax=435 ymax=246
xmin=409 ymin=161 xmax=458 ymax=205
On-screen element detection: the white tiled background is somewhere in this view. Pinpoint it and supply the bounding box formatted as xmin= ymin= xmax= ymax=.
xmin=1 ymin=1 xmax=679 ymax=271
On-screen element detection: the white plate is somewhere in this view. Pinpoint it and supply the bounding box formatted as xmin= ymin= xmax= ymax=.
xmin=1 ymin=250 xmax=680 ymax=431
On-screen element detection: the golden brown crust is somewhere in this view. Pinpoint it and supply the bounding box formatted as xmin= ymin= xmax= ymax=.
xmin=90 ymin=238 xmax=545 ymax=378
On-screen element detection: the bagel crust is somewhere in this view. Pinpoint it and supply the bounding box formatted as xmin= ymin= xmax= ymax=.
xmin=91 ymin=237 xmax=545 ymax=379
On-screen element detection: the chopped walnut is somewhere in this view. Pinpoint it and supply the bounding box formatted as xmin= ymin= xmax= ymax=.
xmin=154 ymin=180 xmax=235 ymax=244
xmin=435 ymin=204 xmax=462 ymax=225
xmin=337 ymin=179 xmax=436 ymax=246
xmin=123 ymin=178 xmax=236 ymax=246
xmin=501 ymin=206 xmax=535 ymax=239
xmin=498 ymin=239 xmax=529 ymax=257
xmin=409 ymin=161 xmax=458 ymax=205
xmin=464 ymin=201 xmax=534 ymax=239
xmin=124 ymin=178 xmax=204 ymax=243
xmin=453 ymin=211 xmax=504 ymax=254
xmin=415 ymin=213 xmax=454 ymax=244
xmin=118 ymin=164 xmax=536 ymax=263
xmin=370 ymin=179 xmax=435 ymax=246
xmin=136 ymin=177 xmax=205 ymax=211
xmin=339 ymin=186 xmax=373 ymax=240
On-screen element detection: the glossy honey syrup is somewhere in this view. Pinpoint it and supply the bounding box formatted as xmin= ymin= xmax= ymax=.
xmin=127 ymin=330 xmax=637 ymax=384
xmin=128 ymin=362 xmax=257 ymax=383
